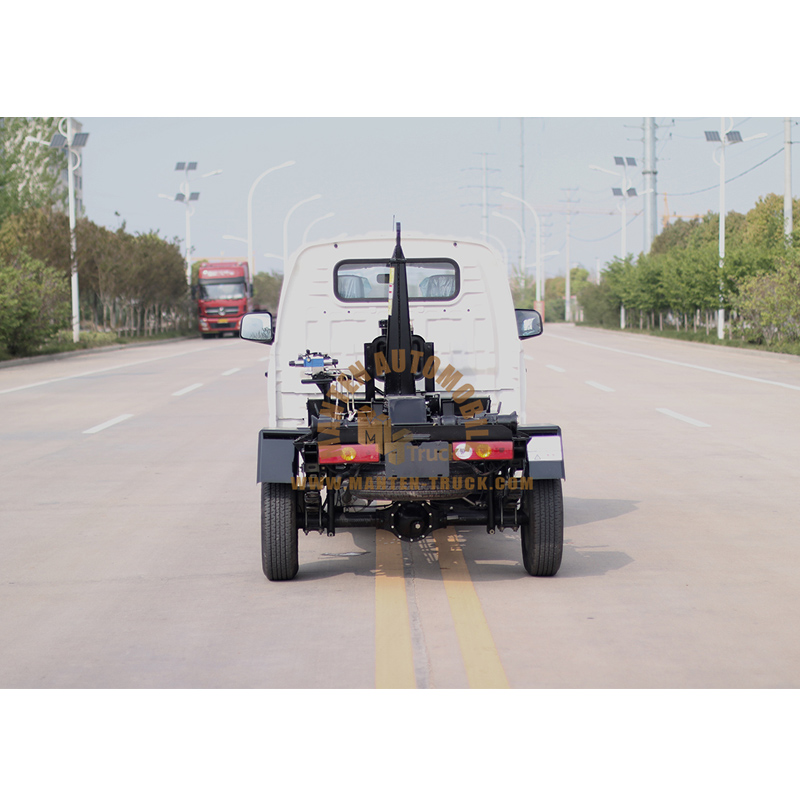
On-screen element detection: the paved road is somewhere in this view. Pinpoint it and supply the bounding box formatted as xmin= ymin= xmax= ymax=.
xmin=1 ymin=328 xmax=798 ymax=688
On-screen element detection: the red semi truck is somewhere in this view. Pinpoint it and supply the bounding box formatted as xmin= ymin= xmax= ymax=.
xmin=194 ymin=261 xmax=254 ymax=338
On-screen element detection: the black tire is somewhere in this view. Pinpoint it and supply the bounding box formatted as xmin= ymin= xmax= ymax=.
xmin=261 ymin=482 xmax=299 ymax=581
xmin=521 ymin=478 xmax=564 ymax=576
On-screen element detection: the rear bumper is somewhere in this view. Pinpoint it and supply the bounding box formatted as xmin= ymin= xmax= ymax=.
xmin=256 ymin=424 xmax=564 ymax=485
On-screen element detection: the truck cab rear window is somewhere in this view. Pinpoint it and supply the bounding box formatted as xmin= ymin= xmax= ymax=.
xmin=334 ymin=259 xmax=459 ymax=302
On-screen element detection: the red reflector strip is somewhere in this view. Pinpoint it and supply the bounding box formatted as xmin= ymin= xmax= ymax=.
xmin=452 ymin=441 xmax=514 ymax=461
xmin=319 ymin=444 xmax=381 ymax=464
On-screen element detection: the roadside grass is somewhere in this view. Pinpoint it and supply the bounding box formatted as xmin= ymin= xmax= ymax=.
xmin=573 ymin=322 xmax=800 ymax=357
xmin=0 ymin=329 xmax=197 ymax=363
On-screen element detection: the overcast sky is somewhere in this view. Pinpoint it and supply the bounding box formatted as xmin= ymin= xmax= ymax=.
xmin=77 ymin=116 xmax=794 ymax=281
xmin=10 ymin=3 xmax=795 ymax=282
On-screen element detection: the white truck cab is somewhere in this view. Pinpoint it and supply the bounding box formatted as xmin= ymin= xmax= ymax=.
xmin=268 ymin=231 xmax=526 ymax=430
xmin=241 ymin=226 xmax=564 ymax=581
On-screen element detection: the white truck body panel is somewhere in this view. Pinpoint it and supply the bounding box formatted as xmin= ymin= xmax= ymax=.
xmin=267 ymin=232 xmax=526 ymax=428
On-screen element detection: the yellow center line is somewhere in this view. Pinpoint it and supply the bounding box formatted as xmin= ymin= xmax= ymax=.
xmin=433 ymin=529 xmax=510 ymax=689
xmin=375 ymin=530 xmax=416 ymax=689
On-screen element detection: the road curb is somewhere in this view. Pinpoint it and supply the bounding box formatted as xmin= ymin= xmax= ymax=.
xmin=0 ymin=336 xmax=198 ymax=370
xmin=566 ymin=324 xmax=800 ymax=364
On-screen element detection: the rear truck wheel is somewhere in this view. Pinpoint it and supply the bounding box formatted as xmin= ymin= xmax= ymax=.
xmin=521 ymin=478 xmax=564 ymax=576
xmin=261 ymin=482 xmax=299 ymax=581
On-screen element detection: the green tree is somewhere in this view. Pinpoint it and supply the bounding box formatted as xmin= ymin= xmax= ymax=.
xmin=735 ymin=253 xmax=800 ymax=345
xmin=545 ymin=267 xmax=591 ymax=300
xmin=0 ymin=208 xmax=191 ymax=338
xmin=602 ymin=256 xmax=635 ymax=308
xmin=76 ymin=218 xmax=127 ymax=329
xmin=0 ymin=251 xmax=69 ymax=357
xmin=615 ymin=253 xmax=665 ymax=327
xmin=0 ymin=207 xmax=70 ymax=275
xmin=649 ymin=217 xmax=700 ymax=255
xmin=576 ymin=260 xmax=628 ymax=327
xmin=660 ymin=244 xmax=718 ymax=318
xmin=739 ymin=193 xmax=800 ymax=251
xmin=509 ymin=264 xmax=537 ymax=309
xmin=576 ymin=281 xmax=619 ymax=327
xmin=544 ymin=266 xmax=591 ymax=321
xmin=120 ymin=232 xmax=187 ymax=335
xmin=190 ymin=258 xmax=206 ymax=285
xmin=0 ymin=118 xmax=67 ymax=225
xmin=581 ymin=195 xmax=800 ymax=344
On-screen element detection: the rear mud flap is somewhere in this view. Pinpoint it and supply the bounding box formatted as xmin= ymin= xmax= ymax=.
xmin=524 ymin=431 xmax=565 ymax=480
xmin=257 ymin=429 xmax=305 ymax=483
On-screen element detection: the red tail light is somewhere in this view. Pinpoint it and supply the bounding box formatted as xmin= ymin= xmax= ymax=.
xmin=319 ymin=444 xmax=381 ymax=464
xmin=451 ymin=441 xmax=513 ymax=461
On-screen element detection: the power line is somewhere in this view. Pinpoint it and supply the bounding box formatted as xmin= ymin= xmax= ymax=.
xmin=571 ymin=211 xmax=644 ymax=243
xmin=670 ymin=148 xmax=784 ymax=196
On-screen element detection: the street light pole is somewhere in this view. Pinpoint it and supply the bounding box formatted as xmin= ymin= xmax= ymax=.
xmin=184 ymin=198 xmax=193 ymax=285
xmin=247 ymin=161 xmax=295 ymax=277
xmin=590 ymin=160 xmax=637 ymax=260
xmin=565 ymin=211 xmax=571 ymax=322
xmin=590 ymin=159 xmax=639 ymax=329
xmin=65 ymin=118 xmax=80 ymax=343
xmin=303 ymin=212 xmax=335 ymax=245
xmin=26 ymin=118 xmax=90 ymax=343
xmin=706 ymin=121 xmax=767 ymax=339
xmin=484 ymin=233 xmax=509 ymax=275
xmin=492 ymin=212 xmax=525 ymax=284
xmin=718 ymin=118 xmax=727 ymax=340
xmin=162 ymin=163 xmax=221 ymax=284
xmin=785 ymin=118 xmax=793 ymax=243
xmin=502 ymin=192 xmax=542 ymax=305
xmin=283 ymin=195 xmax=321 ymax=270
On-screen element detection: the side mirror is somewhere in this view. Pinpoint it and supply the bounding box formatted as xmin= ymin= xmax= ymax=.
xmin=515 ymin=308 xmax=543 ymax=339
xmin=240 ymin=311 xmax=274 ymax=344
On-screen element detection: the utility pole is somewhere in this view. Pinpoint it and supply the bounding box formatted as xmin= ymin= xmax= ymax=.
xmin=540 ymin=214 xmax=554 ymax=302
xmin=785 ymin=118 xmax=793 ymax=243
xmin=480 ymin=152 xmax=489 ymax=239
xmin=627 ymin=118 xmax=670 ymax=253
xmin=461 ymin=154 xmax=500 ymax=244
xmin=520 ymin=118 xmax=526 ymax=245
xmin=562 ymin=188 xmax=579 ymax=322
xmin=643 ymin=118 xmax=658 ymax=252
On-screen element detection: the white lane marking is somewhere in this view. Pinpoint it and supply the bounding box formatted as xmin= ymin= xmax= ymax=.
xmin=546 ymin=365 xmax=566 ymax=372
xmin=83 ymin=414 xmax=134 ymax=434
xmin=258 ymin=356 xmax=270 ymax=362
xmin=656 ymin=408 xmax=711 ymax=428
xmin=544 ymin=333 xmax=800 ymax=392
xmin=0 ymin=345 xmax=225 ymax=396
xmin=221 ymin=368 xmax=240 ymax=376
xmin=172 ymin=383 xmax=203 ymax=396
xmin=586 ymin=381 xmax=614 ymax=392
